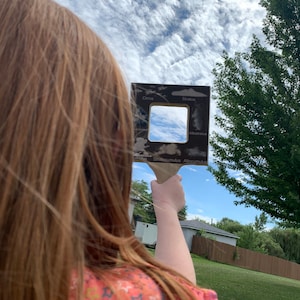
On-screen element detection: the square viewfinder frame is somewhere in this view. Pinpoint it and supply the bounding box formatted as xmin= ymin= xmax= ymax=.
xmin=131 ymin=83 xmax=210 ymax=166
xmin=148 ymin=104 xmax=189 ymax=143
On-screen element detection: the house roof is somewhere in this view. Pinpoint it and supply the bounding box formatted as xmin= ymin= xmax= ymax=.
xmin=180 ymin=220 xmax=239 ymax=239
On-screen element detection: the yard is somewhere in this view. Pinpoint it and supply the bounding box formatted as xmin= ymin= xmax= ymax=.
xmin=192 ymin=254 xmax=300 ymax=300
xmin=147 ymin=248 xmax=300 ymax=299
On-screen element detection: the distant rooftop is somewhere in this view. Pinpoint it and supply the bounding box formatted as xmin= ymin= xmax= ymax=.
xmin=180 ymin=220 xmax=239 ymax=239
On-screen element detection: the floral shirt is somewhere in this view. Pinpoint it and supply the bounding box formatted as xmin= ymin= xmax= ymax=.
xmin=70 ymin=266 xmax=218 ymax=300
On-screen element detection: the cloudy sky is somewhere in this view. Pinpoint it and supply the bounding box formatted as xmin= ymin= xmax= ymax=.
xmin=56 ymin=0 xmax=270 ymax=225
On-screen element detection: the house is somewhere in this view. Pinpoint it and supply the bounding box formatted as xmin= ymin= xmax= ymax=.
xmin=134 ymin=221 xmax=157 ymax=247
xmin=180 ymin=220 xmax=239 ymax=251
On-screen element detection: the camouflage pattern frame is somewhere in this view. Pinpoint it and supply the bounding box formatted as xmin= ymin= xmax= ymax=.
xmin=131 ymin=83 xmax=210 ymax=166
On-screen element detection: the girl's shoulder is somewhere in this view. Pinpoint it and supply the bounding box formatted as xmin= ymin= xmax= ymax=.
xmin=70 ymin=266 xmax=218 ymax=300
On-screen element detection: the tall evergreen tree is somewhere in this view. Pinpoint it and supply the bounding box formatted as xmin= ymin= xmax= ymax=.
xmin=209 ymin=0 xmax=300 ymax=226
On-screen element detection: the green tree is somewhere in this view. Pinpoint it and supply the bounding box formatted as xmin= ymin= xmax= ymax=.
xmin=253 ymin=231 xmax=285 ymax=258
xmin=131 ymin=180 xmax=156 ymax=223
xmin=216 ymin=218 xmax=244 ymax=234
xmin=216 ymin=216 xmax=292 ymax=259
xmin=235 ymin=224 xmax=281 ymax=256
xmin=209 ymin=0 xmax=300 ymax=226
xmin=254 ymin=212 xmax=268 ymax=232
xmin=192 ymin=217 xmax=210 ymax=224
xmin=236 ymin=225 xmax=258 ymax=250
xmin=178 ymin=204 xmax=188 ymax=221
xmin=269 ymin=227 xmax=300 ymax=263
xmin=131 ymin=180 xmax=187 ymax=223
xmin=215 ymin=215 xmax=297 ymax=259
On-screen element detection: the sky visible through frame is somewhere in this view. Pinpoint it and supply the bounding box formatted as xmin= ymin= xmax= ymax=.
xmin=149 ymin=105 xmax=188 ymax=143
xmin=56 ymin=0 xmax=274 ymax=227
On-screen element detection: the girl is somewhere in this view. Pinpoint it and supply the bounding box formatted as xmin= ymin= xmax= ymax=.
xmin=0 ymin=0 xmax=218 ymax=299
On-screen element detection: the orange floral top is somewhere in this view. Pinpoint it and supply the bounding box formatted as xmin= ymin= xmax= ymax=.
xmin=69 ymin=266 xmax=218 ymax=300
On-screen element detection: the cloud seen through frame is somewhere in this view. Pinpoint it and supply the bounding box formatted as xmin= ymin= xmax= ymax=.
xmin=148 ymin=105 xmax=188 ymax=143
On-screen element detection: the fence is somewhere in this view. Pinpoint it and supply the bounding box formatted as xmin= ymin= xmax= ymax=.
xmin=191 ymin=235 xmax=300 ymax=281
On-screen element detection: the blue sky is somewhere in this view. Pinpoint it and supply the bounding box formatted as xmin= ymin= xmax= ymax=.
xmin=56 ymin=0 xmax=274 ymax=226
xmin=132 ymin=162 xmax=264 ymax=225
xmin=149 ymin=105 xmax=188 ymax=143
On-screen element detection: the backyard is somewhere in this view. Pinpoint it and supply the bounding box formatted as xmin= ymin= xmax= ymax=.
xmin=192 ymin=254 xmax=300 ymax=300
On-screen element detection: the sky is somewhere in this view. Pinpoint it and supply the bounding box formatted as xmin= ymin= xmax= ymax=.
xmin=56 ymin=0 xmax=273 ymax=226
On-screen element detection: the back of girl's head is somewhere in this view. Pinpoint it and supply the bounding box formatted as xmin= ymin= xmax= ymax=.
xmin=0 ymin=0 xmax=133 ymax=298
xmin=0 ymin=1 xmax=199 ymax=299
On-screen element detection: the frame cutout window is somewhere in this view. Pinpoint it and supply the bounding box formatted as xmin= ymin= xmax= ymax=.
xmin=148 ymin=105 xmax=189 ymax=143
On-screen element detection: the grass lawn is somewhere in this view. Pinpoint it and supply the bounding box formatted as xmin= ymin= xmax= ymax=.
xmin=192 ymin=254 xmax=300 ymax=300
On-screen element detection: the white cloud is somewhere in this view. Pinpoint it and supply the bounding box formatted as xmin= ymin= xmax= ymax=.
xmin=142 ymin=172 xmax=156 ymax=183
xmin=149 ymin=105 xmax=188 ymax=143
xmin=187 ymin=212 xmax=217 ymax=225
xmin=228 ymin=169 xmax=250 ymax=185
xmin=132 ymin=163 xmax=156 ymax=183
xmin=132 ymin=163 xmax=145 ymax=170
xmin=184 ymin=166 xmax=198 ymax=172
xmin=56 ymin=0 xmax=266 ymax=158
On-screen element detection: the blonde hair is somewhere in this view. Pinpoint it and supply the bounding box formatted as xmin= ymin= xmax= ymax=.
xmin=0 ymin=0 xmax=197 ymax=299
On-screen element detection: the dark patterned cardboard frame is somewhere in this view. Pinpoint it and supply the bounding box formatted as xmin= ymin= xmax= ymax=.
xmin=131 ymin=83 xmax=210 ymax=165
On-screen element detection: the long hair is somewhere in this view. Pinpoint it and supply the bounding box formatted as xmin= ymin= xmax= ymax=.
xmin=0 ymin=0 xmax=197 ymax=299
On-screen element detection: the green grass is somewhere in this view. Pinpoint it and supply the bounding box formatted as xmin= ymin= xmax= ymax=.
xmin=147 ymin=248 xmax=300 ymax=299
xmin=192 ymin=254 xmax=300 ymax=300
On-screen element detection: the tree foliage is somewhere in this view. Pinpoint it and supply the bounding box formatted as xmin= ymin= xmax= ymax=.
xmin=254 ymin=212 xmax=268 ymax=232
xmin=269 ymin=227 xmax=300 ymax=263
xmin=209 ymin=0 xmax=300 ymax=226
xmin=216 ymin=216 xmax=286 ymax=259
xmin=254 ymin=231 xmax=286 ymax=258
xmin=216 ymin=217 xmax=244 ymax=234
xmin=131 ymin=180 xmax=187 ymax=223
xmin=131 ymin=180 xmax=155 ymax=223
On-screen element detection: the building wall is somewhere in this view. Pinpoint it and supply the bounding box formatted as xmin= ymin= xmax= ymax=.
xmin=128 ymin=202 xmax=135 ymax=222
xmin=182 ymin=228 xmax=197 ymax=251
xmin=135 ymin=221 xmax=157 ymax=246
xmin=214 ymin=234 xmax=237 ymax=246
